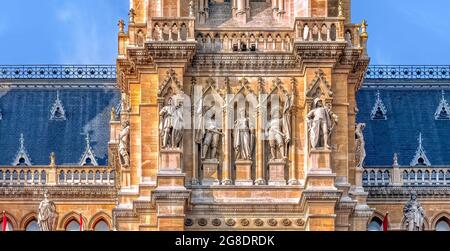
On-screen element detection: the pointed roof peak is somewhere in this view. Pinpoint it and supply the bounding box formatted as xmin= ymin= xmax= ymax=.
xmin=435 ymin=90 xmax=450 ymax=120
xmin=79 ymin=133 xmax=98 ymax=166
xmin=371 ymin=90 xmax=387 ymax=120
xmin=50 ymin=90 xmax=67 ymax=121
xmin=410 ymin=132 xmax=431 ymax=166
xmin=12 ymin=133 xmax=32 ymax=166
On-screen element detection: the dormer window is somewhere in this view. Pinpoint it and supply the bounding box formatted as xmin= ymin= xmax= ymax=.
xmin=79 ymin=134 xmax=98 ymax=166
xmin=50 ymin=91 xmax=66 ymax=121
xmin=371 ymin=90 xmax=387 ymax=120
xmin=12 ymin=133 xmax=32 ymax=166
xmin=410 ymin=133 xmax=431 ymax=167
xmin=435 ymin=90 xmax=450 ymax=120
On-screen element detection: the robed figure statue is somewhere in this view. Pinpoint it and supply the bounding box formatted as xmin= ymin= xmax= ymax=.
xmin=403 ymin=193 xmax=425 ymax=231
xmin=233 ymin=109 xmax=254 ymax=160
xmin=37 ymin=190 xmax=57 ymax=231
xmin=195 ymin=104 xmax=222 ymax=160
xmin=160 ymin=97 xmax=184 ymax=149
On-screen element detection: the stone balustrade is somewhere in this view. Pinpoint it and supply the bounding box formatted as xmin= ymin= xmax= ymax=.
xmin=294 ymin=17 xmax=345 ymax=42
xmin=363 ymin=167 xmax=450 ymax=187
xmin=0 ymin=166 xmax=115 ymax=186
xmin=195 ymin=30 xmax=294 ymax=53
xmin=149 ymin=17 xmax=195 ymax=42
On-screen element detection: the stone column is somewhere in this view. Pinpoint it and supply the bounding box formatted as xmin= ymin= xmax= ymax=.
xmin=221 ymin=96 xmax=232 ymax=185
xmin=255 ymin=108 xmax=265 ymax=185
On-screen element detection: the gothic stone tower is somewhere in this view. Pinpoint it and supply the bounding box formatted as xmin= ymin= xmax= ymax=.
xmin=111 ymin=0 xmax=371 ymax=231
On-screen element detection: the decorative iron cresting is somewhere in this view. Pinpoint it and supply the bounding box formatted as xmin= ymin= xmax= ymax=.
xmin=0 ymin=65 xmax=116 ymax=79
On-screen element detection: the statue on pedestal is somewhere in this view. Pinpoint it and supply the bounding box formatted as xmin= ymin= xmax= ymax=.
xmin=403 ymin=192 xmax=425 ymax=231
xmin=37 ymin=190 xmax=57 ymax=231
xmin=233 ymin=109 xmax=254 ymax=160
xmin=355 ymin=123 xmax=366 ymax=168
xmin=266 ymin=98 xmax=292 ymax=160
xmin=119 ymin=121 xmax=130 ymax=168
xmin=160 ymin=97 xmax=184 ymax=149
xmin=195 ymin=104 xmax=222 ymax=160
xmin=307 ymin=98 xmax=338 ymax=150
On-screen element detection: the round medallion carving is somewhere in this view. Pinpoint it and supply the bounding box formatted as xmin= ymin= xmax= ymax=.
xmin=296 ymin=219 xmax=305 ymax=227
xmin=268 ymin=219 xmax=278 ymax=227
xmin=225 ymin=219 xmax=236 ymax=227
xmin=198 ymin=218 xmax=208 ymax=227
xmin=282 ymin=219 xmax=292 ymax=226
xmin=212 ymin=219 xmax=222 ymax=227
xmin=240 ymin=219 xmax=250 ymax=226
xmin=185 ymin=218 xmax=194 ymax=227
xmin=254 ymin=219 xmax=264 ymax=227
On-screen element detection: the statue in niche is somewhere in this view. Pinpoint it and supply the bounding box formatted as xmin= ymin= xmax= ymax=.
xmin=233 ymin=109 xmax=254 ymax=160
xmin=403 ymin=192 xmax=425 ymax=231
xmin=355 ymin=123 xmax=366 ymax=168
xmin=38 ymin=190 xmax=58 ymax=231
xmin=266 ymin=94 xmax=292 ymax=161
xmin=195 ymin=103 xmax=222 ymax=160
xmin=160 ymin=97 xmax=184 ymax=149
xmin=118 ymin=121 xmax=130 ymax=168
xmin=307 ymin=98 xmax=338 ymax=150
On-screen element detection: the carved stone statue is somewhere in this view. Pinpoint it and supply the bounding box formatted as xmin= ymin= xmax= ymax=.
xmin=307 ymin=98 xmax=338 ymax=150
xmin=118 ymin=121 xmax=130 ymax=168
xmin=38 ymin=190 xmax=57 ymax=231
xmin=195 ymin=104 xmax=222 ymax=160
xmin=160 ymin=97 xmax=184 ymax=149
xmin=189 ymin=0 xmax=195 ymax=17
xmin=266 ymin=98 xmax=292 ymax=160
xmin=233 ymin=109 xmax=254 ymax=160
xmin=355 ymin=123 xmax=366 ymax=168
xmin=403 ymin=192 xmax=425 ymax=231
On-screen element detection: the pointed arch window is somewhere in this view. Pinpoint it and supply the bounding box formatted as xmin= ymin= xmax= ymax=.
xmin=94 ymin=220 xmax=110 ymax=231
xmin=368 ymin=218 xmax=383 ymax=231
xmin=25 ymin=220 xmax=40 ymax=231
xmin=436 ymin=218 xmax=450 ymax=231
xmin=12 ymin=134 xmax=32 ymax=166
xmin=79 ymin=134 xmax=98 ymax=166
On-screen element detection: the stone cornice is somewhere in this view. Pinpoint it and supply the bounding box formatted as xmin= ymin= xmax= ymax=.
xmin=365 ymin=186 xmax=450 ymax=200
xmin=0 ymin=186 xmax=117 ymax=200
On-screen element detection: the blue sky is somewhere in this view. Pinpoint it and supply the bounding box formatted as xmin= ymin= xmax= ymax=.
xmin=0 ymin=0 xmax=449 ymax=65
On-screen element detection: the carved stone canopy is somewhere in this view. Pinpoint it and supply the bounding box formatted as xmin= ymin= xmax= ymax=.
xmin=158 ymin=69 xmax=183 ymax=98
xmin=306 ymin=69 xmax=333 ymax=100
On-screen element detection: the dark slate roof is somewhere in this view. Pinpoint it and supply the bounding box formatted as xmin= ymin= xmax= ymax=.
xmin=0 ymin=80 xmax=120 ymax=166
xmin=357 ymin=81 xmax=450 ymax=167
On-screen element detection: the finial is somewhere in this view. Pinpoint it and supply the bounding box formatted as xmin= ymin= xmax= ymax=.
xmin=85 ymin=134 xmax=91 ymax=148
xmin=50 ymin=152 xmax=56 ymax=166
xmin=20 ymin=133 xmax=25 ymax=149
xmin=338 ymin=0 xmax=344 ymax=17
xmin=110 ymin=107 xmax=116 ymax=121
xmin=118 ymin=19 xmax=125 ymax=33
xmin=361 ymin=19 xmax=368 ymax=36
xmin=393 ymin=153 xmax=399 ymax=166
xmin=128 ymin=8 xmax=136 ymax=23
xmin=189 ymin=0 xmax=195 ymax=17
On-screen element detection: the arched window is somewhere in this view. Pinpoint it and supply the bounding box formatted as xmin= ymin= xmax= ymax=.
xmin=33 ymin=171 xmax=39 ymax=184
xmin=425 ymin=171 xmax=430 ymax=180
xmin=25 ymin=220 xmax=41 ymax=231
xmin=12 ymin=170 xmax=18 ymax=181
xmin=0 ymin=170 xmax=3 ymax=180
xmin=94 ymin=220 xmax=110 ymax=231
xmin=95 ymin=171 xmax=101 ymax=181
xmin=436 ymin=218 xmax=450 ymax=231
xmin=19 ymin=171 xmax=25 ymax=181
xmin=369 ymin=171 xmax=375 ymax=183
xmin=368 ymin=218 xmax=382 ymax=231
xmin=409 ymin=171 xmax=416 ymax=181
xmin=102 ymin=171 xmax=108 ymax=181
xmin=417 ymin=170 xmax=423 ymax=181
xmin=446 ymin=171 xmax=450 ymax=181
xmin=431 ymin=171 xmax=437 ymax=182
xmin=88 ymin=171 xmax=94 ymax=181
xmin=59 ymin=171 xmax=65 ymax=182
xmin=0 ymin=218 xmax=13 ymax=231
xmin=74 ymin=171 xmax=80 ymax=181
xmin=27 ymin=171 xmax=32 ymax=181
xmin=383 ymin=171 xmax=390 ymax=183
xmin=81 ymin=171 xmax=86 ymax=180
xmin=376 ymin=171 xmax=383 ymax=182
xmin=403 ymin=171 xmax=409 ymax=181
xmin=438 ymin=171 xmax=445 ymax=181
xmin=363 ymin=171 xmax=368 ymax=184
xmin=41 ymin=171 xmax=46 ymax=184
xmin=109 ymin=171 xmax=115 ymax=181
xmin=65 ymin=220 xmax=80 ymax=231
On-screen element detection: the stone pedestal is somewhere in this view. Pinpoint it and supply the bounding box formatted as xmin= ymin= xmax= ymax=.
xmin=308 ymin=149 xmax=332 ymax=174
xmin=268 ymin=160 xmax=286 ymax=186
xmin=202 ymin=159 xmax=220 ymax=186
xmin=235 ymin=160 xmax=253 ymax=186
xmin=160 ymin=148 xmax=182 ymax=173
